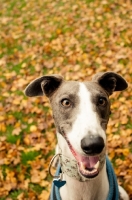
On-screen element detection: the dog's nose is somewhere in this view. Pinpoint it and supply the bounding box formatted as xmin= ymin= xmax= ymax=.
xmin=81 ymin=135 xmax=104 ymax=155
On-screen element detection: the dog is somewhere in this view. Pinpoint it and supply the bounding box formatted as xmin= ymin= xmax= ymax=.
xmin=25 ymin=72 xmax=129 ymax=200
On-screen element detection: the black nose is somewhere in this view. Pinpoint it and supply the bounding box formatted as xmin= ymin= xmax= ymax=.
xmin=81 ymin=135 xmax=104 ymax=155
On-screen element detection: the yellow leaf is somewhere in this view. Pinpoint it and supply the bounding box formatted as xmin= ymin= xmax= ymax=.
xmin=38 ymin=190 xmax=49 ymax=200
xmin=40 ymin=180 xmax=49 ymax=187
xmin=12 ymin=127 xmax=21 ymax=135
xmin=40 ymin=170 xmax=47 ymax=179
xmin=122 ymin=148 xmax=130 ymax=156
xmin=17 ymin=192 xmax=24 ymax=200
xmin=30 ymin=125 xmax=37 ymax=132
xmin=21 ymin=63 xmax=27 ymax=68
xmin=24 ymin=136 xmax=31 ymax=145
xmin=15 ymin=122 xmax=21 ymax=128
xmin=31 ymin=174 xmax=41 ymax=183
xmin=0 ymin=123 xmax=6 ymax=132
xmin=0 ymin=116 xmax=5 ymax=121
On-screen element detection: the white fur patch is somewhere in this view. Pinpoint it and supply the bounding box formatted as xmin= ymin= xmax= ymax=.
xmin=68 ymin=83 xmax=106 ymax=154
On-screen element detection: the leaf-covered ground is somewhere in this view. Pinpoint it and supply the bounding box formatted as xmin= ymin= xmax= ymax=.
xmin=0 ymin=0 xmax=132 ymax=199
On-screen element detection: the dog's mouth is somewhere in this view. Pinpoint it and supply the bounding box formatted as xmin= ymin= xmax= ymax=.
xmin=61 ymin=133 xmax=101 ymax=179
xmin=66 ymin=139 xmax=100 ymax=178
xmin=77 ymin=155 xmax=100 ymax=178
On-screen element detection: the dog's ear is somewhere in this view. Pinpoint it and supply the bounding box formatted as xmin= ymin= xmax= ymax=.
xmin=92 ymin=72 xmax=128 ymax=95
xmin=24 ymin=74 xmax=63 ymax=97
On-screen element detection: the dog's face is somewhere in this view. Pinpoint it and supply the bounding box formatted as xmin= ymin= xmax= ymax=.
xmin=50 ymin=81 xmax=110 ymax=178
xmin=25 ymin=72 xmax=128 ymax=179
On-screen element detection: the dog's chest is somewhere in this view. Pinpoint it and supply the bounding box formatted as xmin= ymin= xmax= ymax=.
xmin=59 ymin=169 xmax=109 ymax=200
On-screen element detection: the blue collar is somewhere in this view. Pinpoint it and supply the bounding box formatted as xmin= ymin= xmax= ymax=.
xmin=106 ymin=157 xmax=119 ymax=200
xmin=50 ymin=157 xmax=119 ymax=200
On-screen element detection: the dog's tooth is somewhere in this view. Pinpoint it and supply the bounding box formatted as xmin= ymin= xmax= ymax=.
xmin=94 ymin=161 xmax=100 ymax=169
xmin=83 ymin=168 xmax=97 ymax=175
xmin=79 ymin=161 xmax=100 ymax=177
xmin=80 ymin=162 xmax=85 ymax=170
xmin=80 ymin=162 xmax=96 ymax=175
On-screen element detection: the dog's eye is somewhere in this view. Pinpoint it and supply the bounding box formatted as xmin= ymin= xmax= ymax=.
xmin=98 ymin=97 xmax=107 ymax=106
xmin=61 ymin=99 xmax=71 ymax=107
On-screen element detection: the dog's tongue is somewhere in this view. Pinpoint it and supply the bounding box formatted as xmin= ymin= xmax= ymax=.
xmin=77 ymin=154 xmax=99 ymax=169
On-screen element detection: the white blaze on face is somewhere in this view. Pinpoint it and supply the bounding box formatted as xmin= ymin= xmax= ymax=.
xmin=68 ymin=83 xmax=106 ymax=154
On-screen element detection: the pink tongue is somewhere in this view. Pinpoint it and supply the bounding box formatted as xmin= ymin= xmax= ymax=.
xmin=78 ymin=155 xmax=99 ymax=168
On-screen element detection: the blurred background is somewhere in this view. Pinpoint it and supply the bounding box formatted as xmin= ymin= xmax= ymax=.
xmin=0 ymin=0 xmax=132 ymax=199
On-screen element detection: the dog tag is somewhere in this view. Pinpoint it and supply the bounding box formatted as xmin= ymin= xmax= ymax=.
xmin=53 ymin=178 xmax=66 ymax=188
xmin=53 ymin=173 xmax=66 ymax=188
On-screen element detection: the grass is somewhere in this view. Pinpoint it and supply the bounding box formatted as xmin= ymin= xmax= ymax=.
xmin=6 ymin=133 xmax=22 ymax=144
xmin=21 ymin=151 xmax=40 ymax=165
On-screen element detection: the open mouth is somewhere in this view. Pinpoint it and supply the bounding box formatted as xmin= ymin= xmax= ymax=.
xmin=77 ymin=156 xmax=100 ymax=178
xmin=65 ymin=137 xmax=100 ymax=178
xmin=62 ymin=134 xmax=101 ymax=179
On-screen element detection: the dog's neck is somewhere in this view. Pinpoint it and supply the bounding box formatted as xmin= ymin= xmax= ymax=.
xmin=59 ymin=162 xmax=109 ymax=200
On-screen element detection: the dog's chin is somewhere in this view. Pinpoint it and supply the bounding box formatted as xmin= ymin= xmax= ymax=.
xmin=76 ymin=155 xmax=100 ymax=179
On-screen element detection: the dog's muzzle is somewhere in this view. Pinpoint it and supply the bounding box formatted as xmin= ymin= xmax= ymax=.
xmin=58 ymin=131 xmax=106 ymax=179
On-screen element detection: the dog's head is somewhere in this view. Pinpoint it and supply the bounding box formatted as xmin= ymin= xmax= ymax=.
xmin=25 ymin=72 xmax=128 ymax=179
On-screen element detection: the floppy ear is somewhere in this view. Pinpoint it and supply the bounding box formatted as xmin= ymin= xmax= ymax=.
xmin=92 ymin=72 xmax=128 ymax=95
xmin=24 ymin=74 xmax=63 ymax=97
